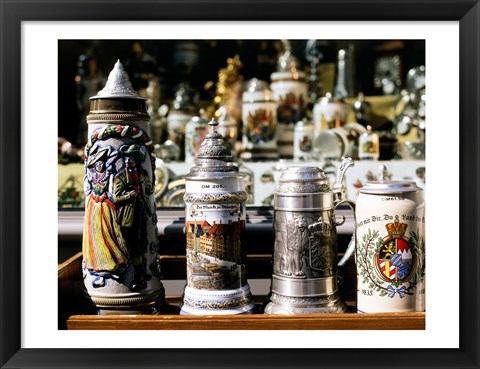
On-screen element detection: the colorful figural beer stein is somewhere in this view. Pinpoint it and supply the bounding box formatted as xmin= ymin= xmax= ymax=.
xmin=181 ymin=119 xmax=255 ymax=315
xmin=265 ymin=158 xmax=355 ymax=314
xmin=82 ymin=60 xmax=165 ymax=314
xmin=356 ymin=165 xmax=425 ymax=313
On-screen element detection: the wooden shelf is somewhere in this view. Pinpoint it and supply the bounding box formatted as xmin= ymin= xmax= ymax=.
xmin=60 ymin=251 xmax=425 ymax=331
xmin=67 ymin=310 xmax=425 ymax=330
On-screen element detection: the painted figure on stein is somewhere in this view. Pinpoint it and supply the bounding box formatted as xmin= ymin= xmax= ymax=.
xmin=82 ymin=60 xmax=165 ymax=314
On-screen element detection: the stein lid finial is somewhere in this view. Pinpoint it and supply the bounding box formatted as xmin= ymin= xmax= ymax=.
xmin=92 ymin=59 xmax=141 ymax=99
xmin=188 ymin=119 xmax=238 ymax=175
xmin=206 ymin=118 xmax=222 ymax=139
xmin=87 ymin=59 xmax=150 ymax=124
xmin=378 ymin=164 xmax=388 ymax=181
xmin=359 ymin=164 xmax=422 ymax=194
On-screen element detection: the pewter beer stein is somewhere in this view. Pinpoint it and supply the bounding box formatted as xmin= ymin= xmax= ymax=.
xmin=82 ymin=60 xmax=165 ymax=314
xmin=181 ymin=119 xmax=255 ymax=315
xmin=265 ymin=158 xmax=355 ymax=314
xmin=356 ymin=165 xmax=425 ymax=313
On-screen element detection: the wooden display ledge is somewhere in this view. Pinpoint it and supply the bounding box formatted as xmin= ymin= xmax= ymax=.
xmin=67 ymin=311 xmax=425 ymax=330
xmin=60 ymin=252 xmax=425 ymax=330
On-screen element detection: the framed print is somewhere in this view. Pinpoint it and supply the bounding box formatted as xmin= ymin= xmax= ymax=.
xmin=1 ymin=0 xmax=479 ymax=368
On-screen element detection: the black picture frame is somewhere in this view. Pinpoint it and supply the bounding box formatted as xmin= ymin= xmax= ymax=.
xmin=1 ymin=0 xmax=478 ymax=368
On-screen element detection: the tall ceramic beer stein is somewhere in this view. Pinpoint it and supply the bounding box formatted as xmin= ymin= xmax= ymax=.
xmin=82 ymin=60 xmax=165 ymax=314
xmin=270 ymin=40 xmax=308 ymax=159
xmin=242 ymin=78 xmax=278 ymax=161
xmin=181 ymin=119 xmax=255 ymax=315
xmin=356 ymin=165 xmax=425 ymax=313
xmin=264 ymin=157 xmax=355 ymax=314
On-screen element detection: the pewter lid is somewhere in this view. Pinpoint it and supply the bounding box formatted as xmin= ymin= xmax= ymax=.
xmin=279 ymin=166 xmax=328 ymax=183
xmin=87 ymin=60 xmax=150 ymax=123
xmin=171 ymin=83 xmax=196 ymax=113
xmin=244 ymin=78 xmax=269 ymax=93
xmin=276 ymin=166 xmax=330 ymax=195
xmin=276 ymin=40 xmax=301 ymax=73
xmin=188 ymin=119 xmax=238 ymax=174
xmin=316 ymin=92 xmax=335 ymax=105
xmin=360 ymin=164 xmax=422 ymax=194
xmin=91 ymin=60 xmax=142 ymax=99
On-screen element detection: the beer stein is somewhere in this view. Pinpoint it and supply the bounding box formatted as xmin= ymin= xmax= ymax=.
xmin=82 ymin=60 xmax=165 ymax=314
xmin=185 ymin=116 xmax=209 ymax=165
xmin=264 ymin=157 xmax=355 ymax=314
xmin=270 ymin=40 xmax=308 ymax=159
xmin=181 ymin=119 xmax=255 ymax=315
xmin=356 ymin=165 xmax=425 ymax=313
xmin=242 ymin=78 xmax=278 ymax=161
xmin=312 ymin=92 xmax=349 ymax=133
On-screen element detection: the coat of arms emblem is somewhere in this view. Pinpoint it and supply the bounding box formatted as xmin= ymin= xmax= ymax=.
xmin=374 ymin=216 xmax=416 ymax=293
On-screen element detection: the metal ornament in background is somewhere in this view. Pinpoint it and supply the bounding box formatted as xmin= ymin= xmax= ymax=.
xmin=204 ymin=55 xmax=244 ymax=155
xmin=241 ymin=78 xmax=278 ymax=161
xmin=304 ymin=39 xmax=323 ymax=104
xmin=264 ymin=157 xmax=356 ymax=314
xmin=394 ymin=66 xmax=426 ymax=160
xmin=355 ymin=165 xmax=425 ymax=313
xmin=374 ymin=55 xmax=402 ymax=95
xmin=353 ymin=92 xmax=372 ymax=127
xmin=333 ymin=45 xmax=355 ymax=100
xmin=82 ymin=60 xmax=165 ymax=314
xmin=181 ymin=119 xmax=255 ymax=315
xmin=270 ymin=40 xmax=308 ymax=159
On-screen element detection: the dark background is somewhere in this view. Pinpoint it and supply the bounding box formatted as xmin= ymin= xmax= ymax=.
xmin=58 ymin=39 xmax=425 ymax=146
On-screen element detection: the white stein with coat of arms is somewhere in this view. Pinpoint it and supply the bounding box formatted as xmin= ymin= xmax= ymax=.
xmin=355 ymin=165 xmax=425 ymax=313
xmin=242 ymin=78 xmax=278 ymax=161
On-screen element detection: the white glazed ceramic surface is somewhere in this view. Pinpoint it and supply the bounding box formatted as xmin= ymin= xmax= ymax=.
xmin=167 ymin=112 xmax=192 ymax=137
xmin=242 ymin=101 xmax=277 ymax=149
xmin=358 ymin=131 xmax=380 ymax=160
xmin=270 ymin=78 xmax=308 ymax=158
xmin=185 ymin=120 xmax=209 ymax=164
xmin=313 ymin=102 xmax=349 ymax=132
xmin=355 ymin=191 xmax=425 ymax=313
xmin=293 ymin=122 xmax=314 ymax=161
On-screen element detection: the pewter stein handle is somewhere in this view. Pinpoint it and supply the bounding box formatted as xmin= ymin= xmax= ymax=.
xmin=332 ymin=157 xmax=356 ymax=267
xmin=336 ymin=200 xmax=356 ymax=267
xmin=332 ymin=156 xmax=354 ymax=204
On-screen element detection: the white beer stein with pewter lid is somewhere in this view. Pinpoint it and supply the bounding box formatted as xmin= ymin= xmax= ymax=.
xmin=355 ymin=165 xmax=425 ymax=313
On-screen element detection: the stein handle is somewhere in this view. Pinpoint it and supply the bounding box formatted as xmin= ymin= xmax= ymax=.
xmin=332 ymin=157 xmax=354 ymax=203
xmin=335 ymin=199 xmax=356 ymax=267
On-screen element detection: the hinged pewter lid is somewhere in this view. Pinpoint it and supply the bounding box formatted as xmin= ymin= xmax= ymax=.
xmin=360 ymin=164 xmax=422 ymax=194
xmin=275 ymin=166 xmax=330 ymax=195
xmin=271 ymin=40 xmax=305 ymax=81
xmin=87 ymin=60 xmax=150 ymax=123
xmin=187 ymin=119 xmax=239 ymax=175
